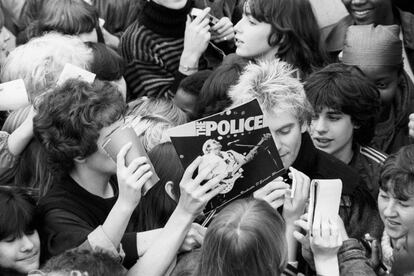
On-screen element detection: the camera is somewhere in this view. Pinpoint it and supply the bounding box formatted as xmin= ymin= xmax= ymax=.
xmin=190 ymin=8 xmax=219 ymax=27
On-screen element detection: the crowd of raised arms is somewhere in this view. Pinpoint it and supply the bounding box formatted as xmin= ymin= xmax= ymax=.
xmin=0 ymin=0 xmax=414 ymax=275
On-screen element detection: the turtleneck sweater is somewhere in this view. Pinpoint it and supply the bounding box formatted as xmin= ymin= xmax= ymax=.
xmin=121 ymin=0 xmax=206 ymax=100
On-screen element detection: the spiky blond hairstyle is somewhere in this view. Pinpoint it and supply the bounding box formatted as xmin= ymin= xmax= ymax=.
xmin=229 ymin=59 xmax=313 ymax=124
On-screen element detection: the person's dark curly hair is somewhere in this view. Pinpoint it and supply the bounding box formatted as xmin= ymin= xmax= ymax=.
xmin=304 ymin=63 xmax=381 ymax=146
xmin=33 ymin=79 xmax=126 ymax=174
xmin=40 ymin=248 xmax=124 ymax=276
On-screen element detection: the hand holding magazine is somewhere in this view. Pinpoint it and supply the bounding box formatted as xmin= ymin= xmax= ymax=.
xmin=168 ymin=99 xmax=285 ymax=216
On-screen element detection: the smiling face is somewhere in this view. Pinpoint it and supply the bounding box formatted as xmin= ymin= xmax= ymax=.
xmin=310 ymin=108 xmax=354 ymax=163
xmin=0 ymin=231 xmax=40 ymax=273
xmin=265 ymin=109 xmax=305 ymax=169
xmin=234 ymin=3 xmax=278 ymax=61
xmin=342 ymin=0 xmax=394 ymax=25
xmin=378 ymin=184 xmax=414 ymax=240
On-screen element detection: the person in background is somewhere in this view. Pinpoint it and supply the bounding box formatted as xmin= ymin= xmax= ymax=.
xmin=0 ymin=186 xmax=41 ymax=275
xmin=173 ymin=70 xmax=212 ymax=120
xmin=306 ymin=63 xmax=385 ymax=198
xmin=377 ymin=144 xmax=414 ymax=275
xmin=233 ymin=0 xmax=330 ymax=79
xmin=84 ymin=42 xmax=127 ymax=100
xmin=23 ymin=0 xmax=104 ymax=44
xmin=120 ymin=0 xmax=234 ymax=99
xmin=194 ymin=55 xmax=247 ymax=119
xmin=29 ymin=249 xmax=125 ymax=276
xmin=342 ymin=24 xmax=414 ymax=154
xmin=321 ymin=0 xmax=414 ymax=81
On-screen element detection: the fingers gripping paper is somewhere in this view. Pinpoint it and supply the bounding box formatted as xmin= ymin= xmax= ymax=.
xmin=308 ymin=179 xmax=343 ymax=233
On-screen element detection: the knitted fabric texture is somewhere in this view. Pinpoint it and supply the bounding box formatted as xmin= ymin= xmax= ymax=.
xmin=343 ymin=24 xmax=403 ymax=66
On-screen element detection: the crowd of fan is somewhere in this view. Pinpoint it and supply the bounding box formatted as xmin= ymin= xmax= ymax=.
xmin=0 ymin=0 xmax=414 ymax=275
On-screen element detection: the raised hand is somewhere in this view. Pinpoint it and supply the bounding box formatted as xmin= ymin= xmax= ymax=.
xmin=253 ymin=176 xmax=290 ymax=209
xmin=116 ymin=142 xmax=153 ymax=210
xmin=176 ymin=156 xmax=226 ymax=218
xmin=211 ymin=17 xmax=235 ymax=43
xmin=283 ymin=167 xmax=310 ymax=223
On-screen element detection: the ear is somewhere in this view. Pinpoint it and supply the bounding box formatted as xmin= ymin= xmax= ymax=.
xmin=300 ymin=122 xmax=308 ymax=133
xmin=73 ymin=157 xmax=86 ymax=164
xmin=165 ymin=181 xmax=177 ymax=202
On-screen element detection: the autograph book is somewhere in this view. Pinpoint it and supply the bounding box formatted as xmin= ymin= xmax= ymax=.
xmin=167 ymin=99 xmax=285 ymax=215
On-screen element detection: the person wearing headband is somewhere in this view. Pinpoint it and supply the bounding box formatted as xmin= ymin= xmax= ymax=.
xmin=342 ymin=24 xmax=414 ymax=154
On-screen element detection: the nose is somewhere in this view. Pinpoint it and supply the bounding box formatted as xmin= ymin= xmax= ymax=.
xmin=383 ymin=199 xmax=397 ymax=218
xmin=20 ymin=235 xmax=35 ymax=252
xmin=234 ymin=18 xmax=242 ymax=34
xmin=312 ymin=117 xmax=328 ymax=134
xmin=273 ymin=134 xmax=282 ymax=152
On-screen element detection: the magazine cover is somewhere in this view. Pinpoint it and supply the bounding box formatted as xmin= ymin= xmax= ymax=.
xmin=167 ymin=99 xmax=285 ymax=215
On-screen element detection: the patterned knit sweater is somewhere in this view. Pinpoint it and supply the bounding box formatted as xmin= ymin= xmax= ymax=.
xmin=120 ymin=0 xmax=202 ymax=100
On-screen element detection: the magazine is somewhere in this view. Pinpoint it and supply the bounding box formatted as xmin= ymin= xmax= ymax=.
xmin=167 ymin=99 xmax=285 ymax=215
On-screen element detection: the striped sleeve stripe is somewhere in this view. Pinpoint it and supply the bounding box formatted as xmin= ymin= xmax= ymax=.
xmin=360 ymin=146 xmax=387 ymax=164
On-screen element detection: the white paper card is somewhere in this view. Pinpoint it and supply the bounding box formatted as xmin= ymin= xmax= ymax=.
xmin=57 ymin=63 xmax=96 ymax=86
xmin=0 ymin=79 xmax=29 ymax=110
xmin=308 ymin=179 xmax=342 ymax=232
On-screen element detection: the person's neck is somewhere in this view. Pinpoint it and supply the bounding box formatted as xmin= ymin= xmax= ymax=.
xmin=70 ymin=167 xmax=114 ymax=198
xmin=334 ymin=143 xmax=354 ymax=165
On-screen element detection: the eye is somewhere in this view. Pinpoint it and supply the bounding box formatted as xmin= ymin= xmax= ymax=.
xmin=376 ymin=82 xmax=387 ymax=89
xmin=327 ymin=114 xmax=342 ymax=121
xmin=278 ymin=126 xmax=291 ymax=135
xmin=25 ymin=229 xmax=35 ymax=236
xmin=397 ymin=200 xmax=411 ymax=208
xmin=3 ymin=236 xmax=16 ymax=243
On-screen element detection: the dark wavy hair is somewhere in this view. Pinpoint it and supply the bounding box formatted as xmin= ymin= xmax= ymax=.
xmin=245 ymin=0 xmax=330 ymax=78
xmin=33 ymin=79 xmax=126 ymax=174
xmin=26 ymin=0 xmax=99 ymax=39
xmin=305 ymin=63 xmax=381 ymax=145
xmin=195 ymin=56 xmax=247 ymax=119
xmin=0 ymin=186 xmax=37 ymax=241
xmin=84 ymin=42 xmax=126 ymax=82
xmin=380 ymin=144 xmax=414 ymax=201
xmin=135 ymin=142 xmax=184 ymax=231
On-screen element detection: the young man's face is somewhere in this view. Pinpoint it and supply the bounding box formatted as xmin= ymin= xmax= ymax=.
xmin=342 ymin=0 xmax=393 ymax=25
xmin=0 ymin=231 xmax=40 ymax=273
xmin=378 ymin=185 xmax=414 ymax=240
xmin=234 ymin=3 xmax=278 ymax=61
xmin=265 ymin=109 xmax=306 ymax=169
xmin=359 ymin=65 xmax=399 ymax=105
xmin=310 ymin=108 xmax=354 ymax=163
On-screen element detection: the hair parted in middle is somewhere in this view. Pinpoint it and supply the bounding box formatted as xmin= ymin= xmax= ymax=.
xmin=196 ymin=198 xmax=288 ymax=276
xmin=229 ymin=59 xmax=313 ymax=125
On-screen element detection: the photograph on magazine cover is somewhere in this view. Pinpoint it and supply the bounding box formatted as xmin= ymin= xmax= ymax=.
xmin=168 ymin=99 xmax=285 ymax=215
